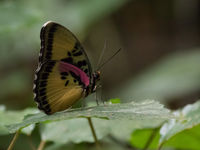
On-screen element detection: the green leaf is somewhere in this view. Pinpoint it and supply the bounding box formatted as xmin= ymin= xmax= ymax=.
xmin=44 ymin=142 xmax=127 ymax=150
xmin=40 ymin=118 xmax=102 ymax=143
xmin=0 ymin=107 xmax=38 ymax=135
xmin=159 ymin=100 xmax=200 ymax=149
xmin=21 ymin=124 xmax=35 ymax=135
xmin=163 ymin=125 xmax=200 ymax=150
xmin=130 ymin=128 xmax=160 ymax=149
xmin=7 ymin=100 xmax=173 ymax=135
xmin=40 ymin=118 xmax=163 ymax=144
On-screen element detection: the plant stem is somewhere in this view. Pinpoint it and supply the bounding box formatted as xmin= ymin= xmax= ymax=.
xmin=87 ymin=117 xmax=99 ymax=146
xmin=157 ymin=142 xmax=164 ymax=150
xmin=7 ymin=130 xmax=20 ymax=150
xmin=37 ymin=140 xmax=46 ymax=150
xmin=27 ymin=135 xmax=36 ymax=150
xmin=143 ymin=128 xmax=158 ymax=150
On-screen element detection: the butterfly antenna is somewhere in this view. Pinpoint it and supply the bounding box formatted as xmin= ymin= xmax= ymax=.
xmin=96 ymin=40 xmax=107 ymax=69
xmin=97 ymin=48 xmax=121 ymax=71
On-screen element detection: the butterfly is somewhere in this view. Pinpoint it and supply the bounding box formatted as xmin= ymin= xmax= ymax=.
xmin=33 ymin=21 xmax=100 ymax=115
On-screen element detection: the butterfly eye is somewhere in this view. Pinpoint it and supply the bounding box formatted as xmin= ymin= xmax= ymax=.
xmin=97 ymin=71 xmax=100 ymax=75
xmin=94 ymin=71 xmax=100 ymax=81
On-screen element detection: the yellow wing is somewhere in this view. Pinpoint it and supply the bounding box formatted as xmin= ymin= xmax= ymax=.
xmin=34 ymin=21 xmax=94 ymax=114
xmin=34 ymin=61 xmax=85 ymax=114
xmin=39 ymin=21 xmax=92 ymax=78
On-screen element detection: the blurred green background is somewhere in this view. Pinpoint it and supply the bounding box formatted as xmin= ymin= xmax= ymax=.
xmin=0 ymin=0 xmax=200 ymax=149
xmin=1 ymin=0 xmax=200 ymax=109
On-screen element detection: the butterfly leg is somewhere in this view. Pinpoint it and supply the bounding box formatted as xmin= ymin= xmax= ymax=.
xmin=99 ymin=85 xmax=105 ymax=105
xmin=81 ymin=100 xmax=86 ymax=109
xmin=95 ymin=91 xmax=99 ymax=105
xmin=95 ymin=84 xmax=104 ymax=105
xmin=81 ymin=89 xmax=87 ymax=109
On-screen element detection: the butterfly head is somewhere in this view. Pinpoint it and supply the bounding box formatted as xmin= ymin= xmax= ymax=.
xmin=90 ymin=71 xmax=100 ymax=93
xmin=93 ymin=71 xmax=100 ymax=81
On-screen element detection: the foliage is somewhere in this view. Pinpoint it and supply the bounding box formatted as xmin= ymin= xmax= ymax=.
xmin=129 ymin=100 xmax=200 ymax=150
xmin=0 ymin=100 xmax=172 ymax=149
xmin=1 ymin=0 xmax=200 ymax=150
xmin=159 ymin=101 xmax=200 ymax=149
xmin=1 ymin=100 xmax=171 ymax=135
xmin=1 ymin=100 xmax=200 ymax=149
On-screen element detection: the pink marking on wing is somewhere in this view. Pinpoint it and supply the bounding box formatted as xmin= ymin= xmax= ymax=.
xmin=59 ymin=61 xmax=90 ymax=86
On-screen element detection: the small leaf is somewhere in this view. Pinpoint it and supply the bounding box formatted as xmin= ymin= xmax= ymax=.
xmin=108 ymin=98 xmax=121 ymax=104
xmin=159 ymin=100 xmax=200 ymax=149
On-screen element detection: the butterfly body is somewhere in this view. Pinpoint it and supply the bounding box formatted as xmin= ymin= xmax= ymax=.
xmin=33 ymin=21 xmax=100 ymax=114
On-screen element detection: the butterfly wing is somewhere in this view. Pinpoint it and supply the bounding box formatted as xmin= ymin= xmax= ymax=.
xmin=34 ymin=21 xmax=92 ymax=114
xmin=34 ymin=61 xmax=90 ymax=114
xmin=39 ymin=21 xmax=92 ymax=78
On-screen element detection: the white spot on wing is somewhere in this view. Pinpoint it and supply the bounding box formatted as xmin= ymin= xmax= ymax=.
xmin=43 ymin=21 xmax=53 ymax=27
xmin=34 ymin=74 xmax=37 ymax=80
xmin=33 ymin=84 xmax=36 ymax=89
xmin=33 ymin=93 xmax=36 ymax=98
xmin=36 ymin=65 xmax=41 ymax=72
